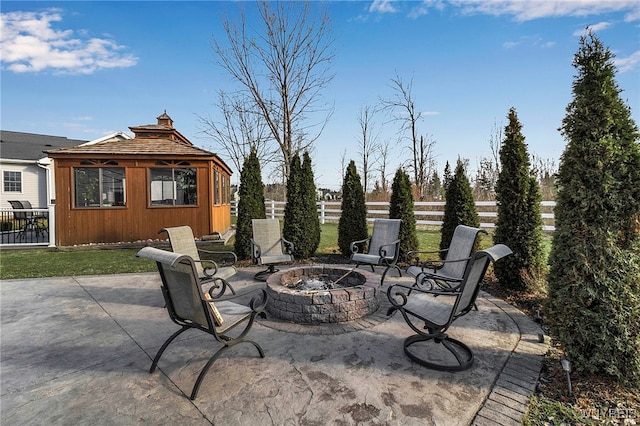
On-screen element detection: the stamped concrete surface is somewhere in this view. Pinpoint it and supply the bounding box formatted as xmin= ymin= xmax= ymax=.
xmin=1 ymin=267 xmax=547 ymax=425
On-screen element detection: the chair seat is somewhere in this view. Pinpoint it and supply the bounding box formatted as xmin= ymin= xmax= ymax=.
xmin=405 ymin=265 xmax=422 ymax=278
xmin=351 ymin=253 xmax=389 ymax=265
xmin=258 ymin=254 xmax=292 ymax=265
xmin=214 ymin=301 xmax=253 ymax=333
xmin=403 ymin=291 xmax=456 ymax=328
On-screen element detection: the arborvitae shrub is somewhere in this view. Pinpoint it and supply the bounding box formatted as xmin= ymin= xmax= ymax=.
xmin=235 ymin=148 xmax=266 ymax=259
xmin=546 ymin=31 xmax=640 ymax=386
xmin=338 ymin=161 xmax=368 ymax=256
xmin=389 ymin=167 xmax=417 ymax=259
xmin=283 ymin=154 xmax=303 ymax=256
xmin=493 ymin=107 xmax=544 ymax=290
xmin=301 ymin=152 xmax=321 ymax=256
xmin=440 ymin=160 xmax=479 ymax=255
xmin=283 ymin=152 xmax=320 ymax=258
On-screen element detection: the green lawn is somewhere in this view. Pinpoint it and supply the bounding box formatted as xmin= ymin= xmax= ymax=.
xmin=0 ymin=223 xmax=455 ymax=279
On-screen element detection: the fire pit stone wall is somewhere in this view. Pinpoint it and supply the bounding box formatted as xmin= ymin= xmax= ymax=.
xmin=265 ymin=266 xmax=380 ymax=324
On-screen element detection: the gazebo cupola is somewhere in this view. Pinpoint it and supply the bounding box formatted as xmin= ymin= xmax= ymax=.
xmin=129 ymin=111 xmax=190 ymax=145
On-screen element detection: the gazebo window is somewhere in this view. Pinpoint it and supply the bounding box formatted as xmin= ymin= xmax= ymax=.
xmin=74 ymin=167 xmax=126 ymax=208
xmin=214 ymin=170 xmax=220 ymax=205
xmin=149 ymin=168 xmax=197 ymax=206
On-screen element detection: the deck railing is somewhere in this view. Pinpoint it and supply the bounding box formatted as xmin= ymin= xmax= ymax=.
xmin=0 ymin=206 xmax=54 ymax=247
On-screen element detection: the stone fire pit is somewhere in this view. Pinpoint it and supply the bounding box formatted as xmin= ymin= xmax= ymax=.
xmin=265 ymin=266 xmax=380 ymax=324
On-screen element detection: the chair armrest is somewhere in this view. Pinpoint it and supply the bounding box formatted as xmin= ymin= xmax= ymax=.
xmin=280 ymin=237 xmax=295 ymax=256
xmin=350 ymin=237 xmax=371 ymax=254
xmin=193 ymin=259 xmax=219 ymax=277
xmin=387 ymin=282 xmax=457 ymax=306
xmin=250 ymin=239 xmax=261 ymax=261
xmin=421 ymin=256 xmax=470 ymax=274
xmin=379 ymin=239 xmax=401 ymax=264
xmin=199 ymin=249 xmax=238 ymax=266
xmin=405 ymin=249 xmax=447 ymax=265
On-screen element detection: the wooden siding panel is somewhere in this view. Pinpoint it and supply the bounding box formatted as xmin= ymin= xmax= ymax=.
xmin=52 ymin=158 xmax=231 ymax=246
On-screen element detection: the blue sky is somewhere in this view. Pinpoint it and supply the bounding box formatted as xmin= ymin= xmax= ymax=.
xmin=2 ymin=1 xmax=639 ymax=190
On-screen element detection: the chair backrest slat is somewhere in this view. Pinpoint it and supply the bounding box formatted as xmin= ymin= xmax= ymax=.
xmin=161 ymin=226 xmax=203 ymax=276
xmin=454 ymin=244 xmax=512 ymax=316
xmin=9 ymin=200 xmax=27 ymax=220
xmin=252 ymin=219 xmax=283 ymax=257
xmin=441 ymin=225 xmax=484 ymax=279
xmin=369 ymin=219 xmax=401 ymax=258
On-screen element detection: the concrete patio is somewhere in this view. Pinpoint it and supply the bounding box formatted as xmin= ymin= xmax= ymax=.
xmin=1 ymin=266 xmax=547 ymax=425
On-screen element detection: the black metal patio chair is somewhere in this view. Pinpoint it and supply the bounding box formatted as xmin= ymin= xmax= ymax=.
xmin=8 ymin=200 xmax=47 ymax=239
xmin=350 ymin=218 xmax=402 ymax=285
xmin=159 ymin=225 xmax=236 ymax=298
xmin=136 ymin=246 xmax=267 ymax=400
xmin=251 ymin=219 xmax=294 ymax=281
xmin=405 ymin=225 xmax=486 ymax=291
xmin=386 ymin=244 xmax=512 ymax=372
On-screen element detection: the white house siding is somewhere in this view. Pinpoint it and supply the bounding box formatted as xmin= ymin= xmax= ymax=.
xmin=0 ymin=162 xmax=47 ymax=208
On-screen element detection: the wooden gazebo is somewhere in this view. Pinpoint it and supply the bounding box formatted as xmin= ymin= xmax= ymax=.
xmin=46 ymin=112 xmax=233 ymax=246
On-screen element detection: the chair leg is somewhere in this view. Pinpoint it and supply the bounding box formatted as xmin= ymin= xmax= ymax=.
xmin=403 ymin=333 xmax=474 ymax=372
xmin=381 ymin=265 xmax=402 ymax=286
xmin=254 ymin=265 xmax=277 ymax=281
xmin=150 ymin=326 xmax=189 ymax=373
xmin=190 ymin=339 xmax=266 ymax=400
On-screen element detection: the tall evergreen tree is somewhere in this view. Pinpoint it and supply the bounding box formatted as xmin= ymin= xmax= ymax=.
xmin=428 ymin=170 xmax=442 ymax=200
xmin=389 ymin=167 xmax=418 ymax=259
xmin=235 ymin=148 xmax=266 ymax=259
xmin=493 ymin=107 xmax=544 ymax=290
xmin=284 ymin=152 xmax=320 ymax=258
xmin=442 ymin=161 xmax=452 ymax=192
xmin=301 ymin=152 xmax=321 ymax=256
xmin=283 ymin=154 xmax=303 ymax=256
xmin=546 ymin=31 xmax=640 ymax=385
xmin=440 ymin=159 xmax=479 ymax=254
xmin=338 ymin=160 xmax=368 ymax=256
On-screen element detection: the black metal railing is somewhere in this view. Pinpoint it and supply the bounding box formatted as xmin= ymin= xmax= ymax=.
xmin=0 ymin=208 xmax=50 ymax=245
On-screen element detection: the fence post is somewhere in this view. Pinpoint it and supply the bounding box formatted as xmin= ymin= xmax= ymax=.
xmin=47 ymin=204 xmax=56 ymax=248
xmin=269 ymin=200 xmax=275 ymax=219
xmin=319 ymin=201 xmax=325 ymax=224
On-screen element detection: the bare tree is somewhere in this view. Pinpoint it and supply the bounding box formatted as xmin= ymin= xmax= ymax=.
xmin=213 ymin=1 xmax=335 ymax=182
xmin=375 ymin=139 xmax=392 ymax=194
xmin=416 ymin=134 xmax=437 ymax=199
xmin=380 ymin=73 xmax=435 ymax=198
xmin=339 ymin=148 xmax=348 ymax=182
xmin=199 ymin=90 xmax=275 ymax=174
xmin=489 ymin=119 xmax=502 ymax=174
xmin=473 ymin=120 xmax=503 ymax=199
xmin=531 ymin=154 xmax=557 ymax=199
xmin=357 ymin=105 xmax=380 ymax=195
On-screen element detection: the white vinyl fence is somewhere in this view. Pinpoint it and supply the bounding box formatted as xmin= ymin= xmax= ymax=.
xmin=232 ymin=200 xmax=556 ymax=231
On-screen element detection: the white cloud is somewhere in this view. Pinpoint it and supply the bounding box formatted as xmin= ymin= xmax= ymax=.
xmin=0 ymin=9 xmax=138 ymax=74
xmin=369 ymin=0 xmax=397 ymax=14
xmin=448 ymin=0 xmax=640 ymax=22
xmin=502 ymin=35 xmax=556 ymax=49
xmin=614 ymin=50 xmax=640 ymax=73
xmin=572 ymin=20 xmax=612 ymax=36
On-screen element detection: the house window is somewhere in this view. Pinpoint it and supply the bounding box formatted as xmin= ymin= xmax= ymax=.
xmin=149 ymin=168 xmax=197 ymax=206
xmin=214 ymin=170 xmax=220 ymax=205
xmin=3 ymin=171 xmax=22 ymax=192
xmin=74 ymin=168 xmax=126 ymax=207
